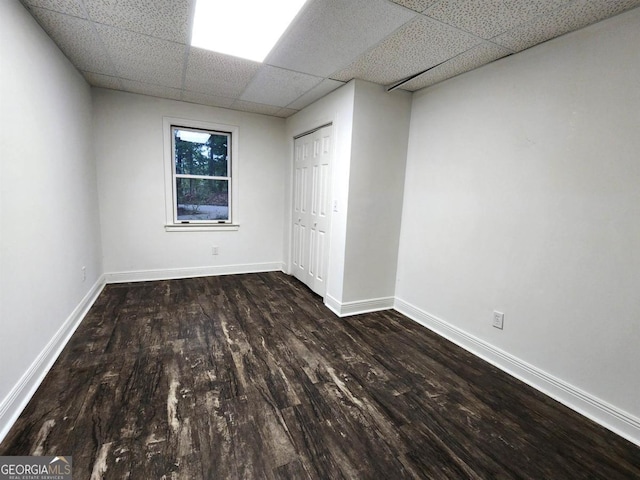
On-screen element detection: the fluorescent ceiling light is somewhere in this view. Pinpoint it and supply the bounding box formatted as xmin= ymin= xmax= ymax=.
xmin=191 ymin=0 xmax=307 ymax=63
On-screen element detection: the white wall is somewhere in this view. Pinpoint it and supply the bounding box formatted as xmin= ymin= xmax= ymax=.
xmin=396 ymin=7 xmax=640 ymax=440
xmin=2 ymin=0 xmax=638 ymax=447
xmin=284 ymin=80 xmax=411 ymax=311
xmin=0 ymin=0 xmax=103 ymax=436
xmin=285 ymin=82 xmax=356 ymax=305
xmin=343 ymin=81 xmax=411 ymax=304
xmin=93 ymin=89 xmax=287 ymax=280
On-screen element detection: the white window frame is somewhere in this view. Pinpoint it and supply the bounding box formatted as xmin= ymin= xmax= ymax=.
xmin=163 ymin=117 xmax=239 ymax=231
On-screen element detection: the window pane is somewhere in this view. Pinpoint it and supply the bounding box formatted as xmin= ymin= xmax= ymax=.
xmin=176 ymin=178 xmax=229 ymax=221
xmin=174 ymin=128 xmax=229 ymax=177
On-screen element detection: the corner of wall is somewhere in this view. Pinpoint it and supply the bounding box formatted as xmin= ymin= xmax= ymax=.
xmin=0 ymin=276 xmax=107 ymax=444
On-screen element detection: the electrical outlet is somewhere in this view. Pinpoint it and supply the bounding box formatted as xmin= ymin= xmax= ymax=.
xmin=81 ymin=266 xmax=86 ymax=282
xmin=212 ymin=246 xmax=219 ymax=256
xmin=492 ymin=311 xmax=504 ymax=330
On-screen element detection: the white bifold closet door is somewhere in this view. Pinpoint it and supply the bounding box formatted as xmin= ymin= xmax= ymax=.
xmin=292 ymin=125 xmax=332 ymax=297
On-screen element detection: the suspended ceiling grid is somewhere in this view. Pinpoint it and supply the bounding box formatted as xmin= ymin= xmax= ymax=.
xmin=20 ymin=0 xmax=640 ymax=117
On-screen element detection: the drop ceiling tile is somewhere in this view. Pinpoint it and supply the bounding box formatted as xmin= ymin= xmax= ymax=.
xmin=331 ymin=15 xmax=481 ymax=85
xmin=21 ymin=0 xmax=87 ymax=17
xmin=493 ymin=0 xmax=640 ymax=52
xmin=29 ymin=8 xmax=113 ymax=74
xmin=120 ymin=80 xmax=183 ymax=101
xmin=240 ymin=66 xmax=323 ymax=108
xmin=96 ymin=24 xmax=186 ymax=89
xmin=266 ymin=0 xmax=416 ymax=77
xmin=274 ymin=108 xmax=299 ymax=118
xmin=83 ymin=0 xmax=190 ymax=43
xmin=230 ymin=101 xmax=285 ymax=117
xmin=399 ymin=42 xmax=513 ymax=91
xmin=390 ymin=0 xmax=439 ymax=12
xmin=286 ymin=79 xmax=345 ymax=110
xmin=184 ymin=48 xmax=261 ymax=98
xmin=425 ymin=0 xmax=572 ymax=39
xmin=82 ymin=71 xmax=123 ymax=90
xmin=181 ymin=91 xmax=236 ymax=109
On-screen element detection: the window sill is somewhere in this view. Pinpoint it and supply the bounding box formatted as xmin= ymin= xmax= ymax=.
xmin=165 ymin=224 xmax=239 ymax=232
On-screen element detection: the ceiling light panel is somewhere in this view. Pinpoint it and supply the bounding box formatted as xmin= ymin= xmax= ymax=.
xmin=191 ymin=0 xmax=307 ymax=62
xmin=266 ymin=0 xmax=416 ymax=77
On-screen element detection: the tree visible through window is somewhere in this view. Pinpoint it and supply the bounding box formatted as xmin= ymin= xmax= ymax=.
xmin=172 ymin=126 xmax=231 ymax=223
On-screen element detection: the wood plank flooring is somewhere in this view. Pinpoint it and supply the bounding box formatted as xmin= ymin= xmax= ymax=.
xmin=1 ymin=272 xmax=638 ymax=479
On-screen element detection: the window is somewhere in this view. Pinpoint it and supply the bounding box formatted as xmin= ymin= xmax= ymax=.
xmin=172 ymin=126 xmax=231 ymax=222
xmin=163 ymin=118 xmax=239 ymax=231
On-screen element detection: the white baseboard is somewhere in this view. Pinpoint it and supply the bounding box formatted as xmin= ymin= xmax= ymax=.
xmin=324 ymin=294 xmax=342 ymax=316
xmin=0 ymin=275 xmax=106 ymax=445
xmin=324 ymin=294 xmax=395 ymax=317
xmin=104 ymin=262 xmax=285 ymax=284
xmin=394 ymin=297 xmax=640 ymax=447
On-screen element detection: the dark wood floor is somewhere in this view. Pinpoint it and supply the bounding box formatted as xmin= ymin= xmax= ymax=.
xmin=1 ymin=272 xmax=638 ymax=479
